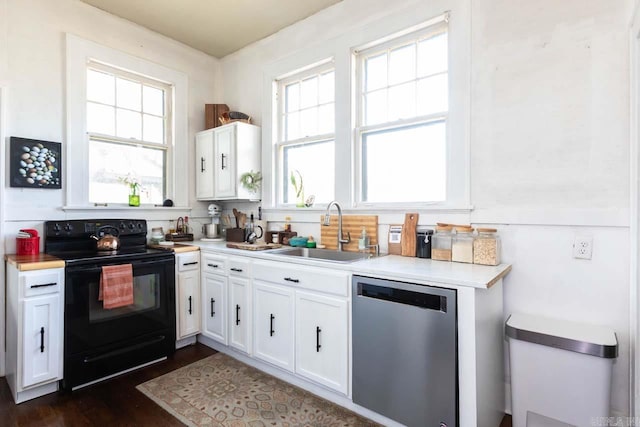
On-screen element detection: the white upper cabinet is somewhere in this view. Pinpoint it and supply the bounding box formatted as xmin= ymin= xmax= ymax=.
xmin=195 ymin=122 xmax=261 ymax=201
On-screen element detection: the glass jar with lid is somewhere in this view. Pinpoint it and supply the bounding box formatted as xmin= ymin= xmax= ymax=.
xmin=473 ymin=228 xmax=501 ymax=265
xmin=432 ymin=225 xmax=453 ymax=261
xmin=452 ymin=226 xmax=474 ymax=263
xmin=150 ymin=227 xmax=165 ymax=245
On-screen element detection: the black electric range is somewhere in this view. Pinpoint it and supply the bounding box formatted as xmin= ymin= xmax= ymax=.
xmin=44 ymin=219 xmax=176 ymax=390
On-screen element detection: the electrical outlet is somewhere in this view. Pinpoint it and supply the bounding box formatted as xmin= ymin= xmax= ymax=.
xmin=573 ymin=236 xmax=593 ymax=260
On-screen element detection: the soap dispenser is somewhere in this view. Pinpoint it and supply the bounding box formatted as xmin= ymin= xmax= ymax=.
xmin=358 ymin=227 xmax=370 ymax=250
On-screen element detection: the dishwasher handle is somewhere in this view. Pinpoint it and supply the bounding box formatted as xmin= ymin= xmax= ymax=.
xmin=357 ymin=282 xmax=448 ymax=312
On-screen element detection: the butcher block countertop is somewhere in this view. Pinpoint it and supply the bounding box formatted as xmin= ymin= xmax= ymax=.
xmin=5 ymin=254 xmax=65 ymax=271
xmin=147 ymin=243 xmax=200 ymax=253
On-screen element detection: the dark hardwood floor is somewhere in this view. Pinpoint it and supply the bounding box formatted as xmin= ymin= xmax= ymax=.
xmin=0 ymin=343 xmax=216 ymax=426
xmin=0 ymin=342 xmax=513 ymax=426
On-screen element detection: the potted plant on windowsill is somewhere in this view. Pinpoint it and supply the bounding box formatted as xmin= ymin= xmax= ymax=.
xmin=290 ymin=170 xmax=305 ymax=208
xmin=119 ymin=174 xmax=142 ymax=207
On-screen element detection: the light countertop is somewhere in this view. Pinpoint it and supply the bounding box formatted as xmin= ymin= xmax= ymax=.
xmin=189 ymin=240 xmax=511 ymax=289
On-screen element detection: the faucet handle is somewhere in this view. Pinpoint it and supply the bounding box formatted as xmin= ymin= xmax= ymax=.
xmin=339 ymin=231 xmax=351 ymax=243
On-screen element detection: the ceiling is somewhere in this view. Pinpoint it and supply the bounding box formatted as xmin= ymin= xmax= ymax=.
xmin=80 ymin=0 xmax=343 ymax=58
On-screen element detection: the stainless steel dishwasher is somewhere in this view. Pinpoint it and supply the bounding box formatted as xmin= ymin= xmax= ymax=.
xmin=352 ymin=275 xmax=457 ymax=427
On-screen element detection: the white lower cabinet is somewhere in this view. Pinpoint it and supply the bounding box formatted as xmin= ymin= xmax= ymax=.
xmin=253 ymin=281 xmax=295 ymax=372
xmin=201 ymin=272 xmax=227 ymax=344
xmin=229 ymin=276 xmax=251 ymax=353
xmin=176 ymin=251 xmax=201 ymax=340
xmin=198 ymin=254 xmax=349 ymax=395
xmin=295 ymin=291 xmax=348 ymax=394
xmin=22 ymin=293 xmax=62 ymax=388
xmin=6 ymin=265 xmax=64 ymax=403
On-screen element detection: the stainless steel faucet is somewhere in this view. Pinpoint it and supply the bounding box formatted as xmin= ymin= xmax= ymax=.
xmin=323 ymin=201 xmax=351 ymax=251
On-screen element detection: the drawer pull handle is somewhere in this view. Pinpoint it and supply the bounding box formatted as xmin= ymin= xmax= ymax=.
xmin=284 ymin=277 xmax=299 ymax=283
xmin=40 ymin=327 xmax=45 ymax=353
xmin=230 ymin=268 xmax=243 ymax=272
xmin=188 ymin=296 xmax=193 ymax=315
xmin=236 ymin=304 xmax=240 ymax=325
xmin=316 ymin=326 xmax=322 ymax=352
xmin=207 ymin=263 xmax=219 ymax=268
xmin=270 ymin=314 xmax=275 ymax=337
xmin=210 ymin=298 xmax=215 ymax=317
xmin=183 ymin=261 xmax=199 ymax=266
xmin=30 ymin=282 xmax=57 ymax=289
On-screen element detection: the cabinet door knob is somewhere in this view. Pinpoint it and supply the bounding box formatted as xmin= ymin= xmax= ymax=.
xmin=221 ymin=153 xmax=226 ymax=170
xmin=210 ymin=298 xmax=215 ymax=317
xmin=236 ymin=304 xmax=240 ymax=325
xmin=40 ymin=327 xmax=45 ymax=353
xmin=188 ymin=296 xmax=193 ymax=315
xmin=201 ymin=157 xmax=205 ymax=172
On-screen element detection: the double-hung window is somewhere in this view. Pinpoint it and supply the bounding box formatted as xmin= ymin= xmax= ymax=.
xmin=276 ymin=63 xmax=335 ymax=205
xmin=355 ymin=22 xmax=449 ymax=204
xmin=86 ymin=61 xmax=172 ymax=205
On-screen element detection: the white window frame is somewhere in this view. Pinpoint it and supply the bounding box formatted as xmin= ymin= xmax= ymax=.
xmin=86 ymin=61 xmax=173 ymax=204
xmin=275 ymin=60 xmax=336 ymax=206
xmin=261 ymin=8 xmax=470 ymax=212
xmin=354 ymin=17 xmax=453 ymax=208
xmin=65 ymin=33 xmax=189 ymax=209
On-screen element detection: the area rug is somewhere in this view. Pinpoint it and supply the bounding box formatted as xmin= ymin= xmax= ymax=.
xmin=136 ymin=352 xmax=380 ymax=427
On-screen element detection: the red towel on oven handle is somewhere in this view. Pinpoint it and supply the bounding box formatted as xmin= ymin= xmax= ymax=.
xmin=99 ymin=264 xmax=134 ymax=309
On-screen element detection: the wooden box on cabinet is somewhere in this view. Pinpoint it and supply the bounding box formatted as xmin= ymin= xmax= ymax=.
xmin=205 ymin=103 xmax=229 ymax=129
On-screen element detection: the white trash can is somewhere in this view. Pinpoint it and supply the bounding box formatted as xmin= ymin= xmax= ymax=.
xmin=506 ymin=313 xmax=617 ymax=427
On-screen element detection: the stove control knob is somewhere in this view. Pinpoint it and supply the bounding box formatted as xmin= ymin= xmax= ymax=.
xmin=64 ymin=223 xmax=72 ymax=232
xmin=128 ymin=222 xmax=135 ymax=230
xmin=53 ymin=223 xmax=61 ymax=232
xmin=137 ymin=222 xmax=143 ymax=229
xmin=119 ymin=222 xmax=126 ymax=230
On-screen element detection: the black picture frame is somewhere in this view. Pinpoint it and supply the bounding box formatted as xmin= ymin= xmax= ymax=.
xmin=9 ymin=137 xmax=62 ymax=189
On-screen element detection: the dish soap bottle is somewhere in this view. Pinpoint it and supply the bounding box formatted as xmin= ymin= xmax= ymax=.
xmin=358 ymin=227 xmax=369 ymax=250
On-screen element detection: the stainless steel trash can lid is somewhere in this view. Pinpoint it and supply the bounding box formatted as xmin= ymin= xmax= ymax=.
xmin=506 ymin=313 xmax=618 ymax=359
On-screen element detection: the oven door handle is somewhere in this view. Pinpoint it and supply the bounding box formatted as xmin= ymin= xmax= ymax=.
xmin=66 ymin=258 xmax=172 ymax=274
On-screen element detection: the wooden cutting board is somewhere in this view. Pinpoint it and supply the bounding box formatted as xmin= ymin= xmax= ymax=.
xmin=226 ymin=242 xmax=282 ymax=251
xmin=401 ymin=213 xmax=419 ymax=257
xmin=320 ymin=215 xmax=378 ymax=252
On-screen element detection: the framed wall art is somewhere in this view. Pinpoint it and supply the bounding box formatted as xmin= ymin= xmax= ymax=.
xmin=9 ymin=136 xmax=62 ymax=189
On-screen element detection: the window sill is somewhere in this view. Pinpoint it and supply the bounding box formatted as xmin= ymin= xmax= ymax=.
xmin=62 ymin=205 xmax=193 ymax=212
xmin=263 ymin=204 xmax=473 ymax=214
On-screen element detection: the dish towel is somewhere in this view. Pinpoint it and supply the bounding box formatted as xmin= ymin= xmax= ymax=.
xmin=99 ymin=264 xmax=134 ymax=309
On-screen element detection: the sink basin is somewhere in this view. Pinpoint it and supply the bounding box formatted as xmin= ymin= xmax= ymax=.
xmin=273 ymin=247 xmax=373 ymax=263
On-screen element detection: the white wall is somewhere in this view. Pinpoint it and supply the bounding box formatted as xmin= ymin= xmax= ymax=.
xmin=220 ymin=0 xmax=633 ymax=416
xmin=0 ymin=0 xmax=221 ymax=235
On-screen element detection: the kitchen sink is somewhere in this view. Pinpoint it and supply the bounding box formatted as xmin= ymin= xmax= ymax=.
xmin=273 ymin=247 xmax=375 ymax=263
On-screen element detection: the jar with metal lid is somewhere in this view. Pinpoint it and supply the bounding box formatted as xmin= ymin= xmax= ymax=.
xmin=150 ymin=227 xmax=165 ymax=244
xmin=473 ymin=228 xmax=501 ymax=265
xmin=452 ymin=226 xmax=474 ymax=263
xmin=432 ymin=225 xmax=453 ymax=261
xmin=415 ymin=227 xmax=434 ymax=258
